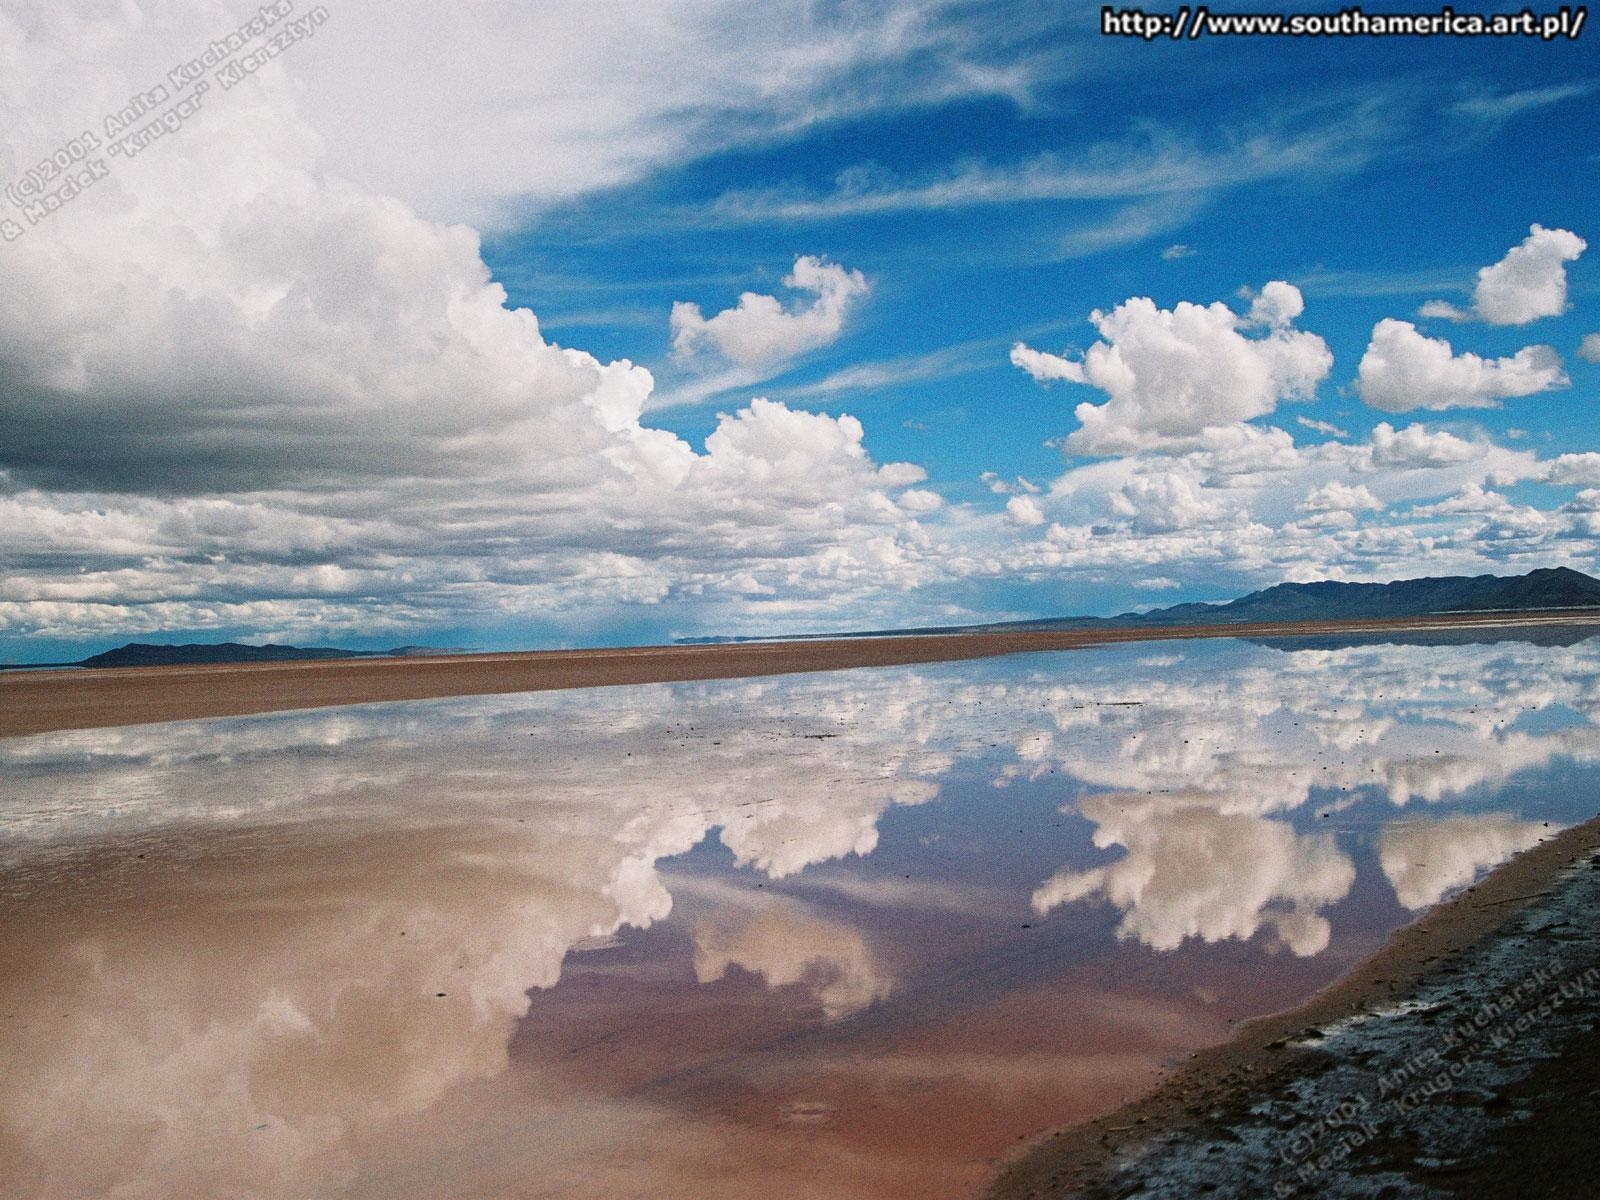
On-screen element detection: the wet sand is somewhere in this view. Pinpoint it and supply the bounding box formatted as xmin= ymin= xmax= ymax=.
xmin=987 ymin=812 xmax=1600 ymax=1199
xmin=5 ymin=610 xmax=1600 ymax=738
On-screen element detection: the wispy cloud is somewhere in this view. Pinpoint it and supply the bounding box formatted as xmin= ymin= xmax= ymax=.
xmin=1293 ymin=267 xmax=1467 ymax=298
xmin=774 ymin=339 xmax=998 ymax=399
xmin=1296 ymin=415 xmax=1349 ymax=439
xmin=697 ymin=106 xmax=1393 ymax=226
xmin=1054 ymin=194 xmax=1206 ymax=260
xmin=1451 ymin=81 xmax=1595 ymax=124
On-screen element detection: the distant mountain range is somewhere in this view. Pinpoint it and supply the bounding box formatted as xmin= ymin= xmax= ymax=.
xmin=1121 ymin=565 xmax=1600 ymax=627
xmin=677 ymin=567 xmax=1600 ymax=643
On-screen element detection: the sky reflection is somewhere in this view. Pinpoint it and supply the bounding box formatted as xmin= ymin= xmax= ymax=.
xmin=3 ymin=632 xmax=1598 ymax=1198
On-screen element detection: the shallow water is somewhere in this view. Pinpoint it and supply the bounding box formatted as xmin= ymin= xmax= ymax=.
xmin=3 ymin=633 xmax=1599 ymax=1199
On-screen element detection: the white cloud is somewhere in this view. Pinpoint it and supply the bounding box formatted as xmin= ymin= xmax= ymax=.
xmin=1417 ymin=299 xmax=1472 ymax=323
xmin=1578 ymin=333 xmax=1600 ymax=363
xmin=0 ymin=7 xmax=953 ymax=645
xmin=1161 ymin=243 xmax=1196 ymax=260
xmin=992 ymin=413 xmax=1567 ymax=597
xmin=670 ymin=256 xmax=869 ymax=371
xmin=1009 ymin=342 xmax=1085 ymax=383
xmin=1053 ymin=194 xmax=1206 ymax=261
xmin=1108 ymin=470 xmax=1235 ymax=532
xmin=1356 ymin=319 xmax=1567 ymax=411
xmin=1450 ymin=83 xmax=1594 ymax=124
xmin=981 ymin=471 xmax=1042 ymax=495
xmin=1296 ymin=415 xmax=1349 ymax=438
xmin=1004 ymin=495 xmax=1046 ymax=526
xmin=1014 ymin=284 xmax=1331 ymax=455
xmin=1247 ymin=279 xmax=1306 ymax=328
xmin=1421 ymin=225 xmax=1588 ymax=326
xmin=281 ymin=0 xmax=1039 ymax=229
xmin=898 ymin=488 xmax=944 ymax=513
xmin=778 ymin=337 xmax=993 ymax=398
xmin=703 ymin=113 xmax=1389 ymax=224
xmin=1299 ymin=482 xmax=1382 ymax=514
xmin=1409 ymin=482 xmax=1513 ymax=516
xmin=1542 ymin=452 xmax=1600 ymax=486
xmin=1364 ymin=420 xmax=1483 ymax=468
xmin=1473 ymin=225 xmax=1587 ymax=325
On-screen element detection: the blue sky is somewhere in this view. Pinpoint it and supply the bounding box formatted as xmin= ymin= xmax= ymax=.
xmin=0 ymin=0 xmax=1596 ymax=660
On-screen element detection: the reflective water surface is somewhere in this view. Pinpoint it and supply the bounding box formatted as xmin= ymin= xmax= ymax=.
xmin=4 ymin=633 xmax=1600 ymax=1199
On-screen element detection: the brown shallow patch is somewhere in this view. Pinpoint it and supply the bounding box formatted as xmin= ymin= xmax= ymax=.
xmin=5 ymin=612 xmax=1599 ymax=738
xmin=984 ymin=812 xmax=1600 ymax=1199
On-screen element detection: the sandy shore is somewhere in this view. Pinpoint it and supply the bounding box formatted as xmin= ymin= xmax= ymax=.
xmin=986 ymin=812 xmax=1600 ymax=1199
xmin=5 ymin=611 xmax=1600 ymax=738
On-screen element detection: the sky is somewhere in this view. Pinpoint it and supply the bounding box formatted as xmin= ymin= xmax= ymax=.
xmin=0 ymin=0 xmax=1596 ymax=661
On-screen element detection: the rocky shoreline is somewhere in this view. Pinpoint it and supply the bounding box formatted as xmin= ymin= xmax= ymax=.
xmin=989 ymin=814 xmax=1600 ymax=1199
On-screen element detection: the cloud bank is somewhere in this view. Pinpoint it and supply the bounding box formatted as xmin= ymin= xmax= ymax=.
xmin=0 ymin=2 xmax=945 ymax=645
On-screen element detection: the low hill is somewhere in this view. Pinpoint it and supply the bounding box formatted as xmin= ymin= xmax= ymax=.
xmin=78 ymin=642 xmax=375 ymax=668
xmin=74 ymin=643 xmax=466 ymax=669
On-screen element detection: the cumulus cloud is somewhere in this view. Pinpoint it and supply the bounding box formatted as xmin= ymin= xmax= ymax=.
xmin=1298 ymin=481 xmax=1382 ymax=514
xmin=1013 ymin=283 xmax=1331 ymax=455
xmin=0 ymin=5 xmax=944 ymax=645
xmin=670 ymin=256 xmax=870 ymax=371
xmin=1363 ymin=421 xmax=1482 ymax=468
xmin=1108 ymin=470 xmax=1235 ymax=532
xmin=1247 ymin=279 xmax=1306 ymax=328
xmin=990 ymin=409 xmax=1575 ymax=598
xmin=1579 ymin=333 xmax=1600 ymax=363
xmin=2 ymin=2 xmax=1596 ymax=650
xmin=1409 ymin=482 xmax=1513 ymax=517
xmin=1541 ymin=452 xmax=1600 ymax=486
xmin=1421 ymin=225 xmax=1587 ymax=325
xmin=1004 ymin=495 xmax=1046 ymax=526
xmin=1355 ymin=319 xmax=1567 ymax=411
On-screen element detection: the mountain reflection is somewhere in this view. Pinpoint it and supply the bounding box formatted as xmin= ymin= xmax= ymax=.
xmin=2 ymin=632 xmax=1598 ymax=1197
